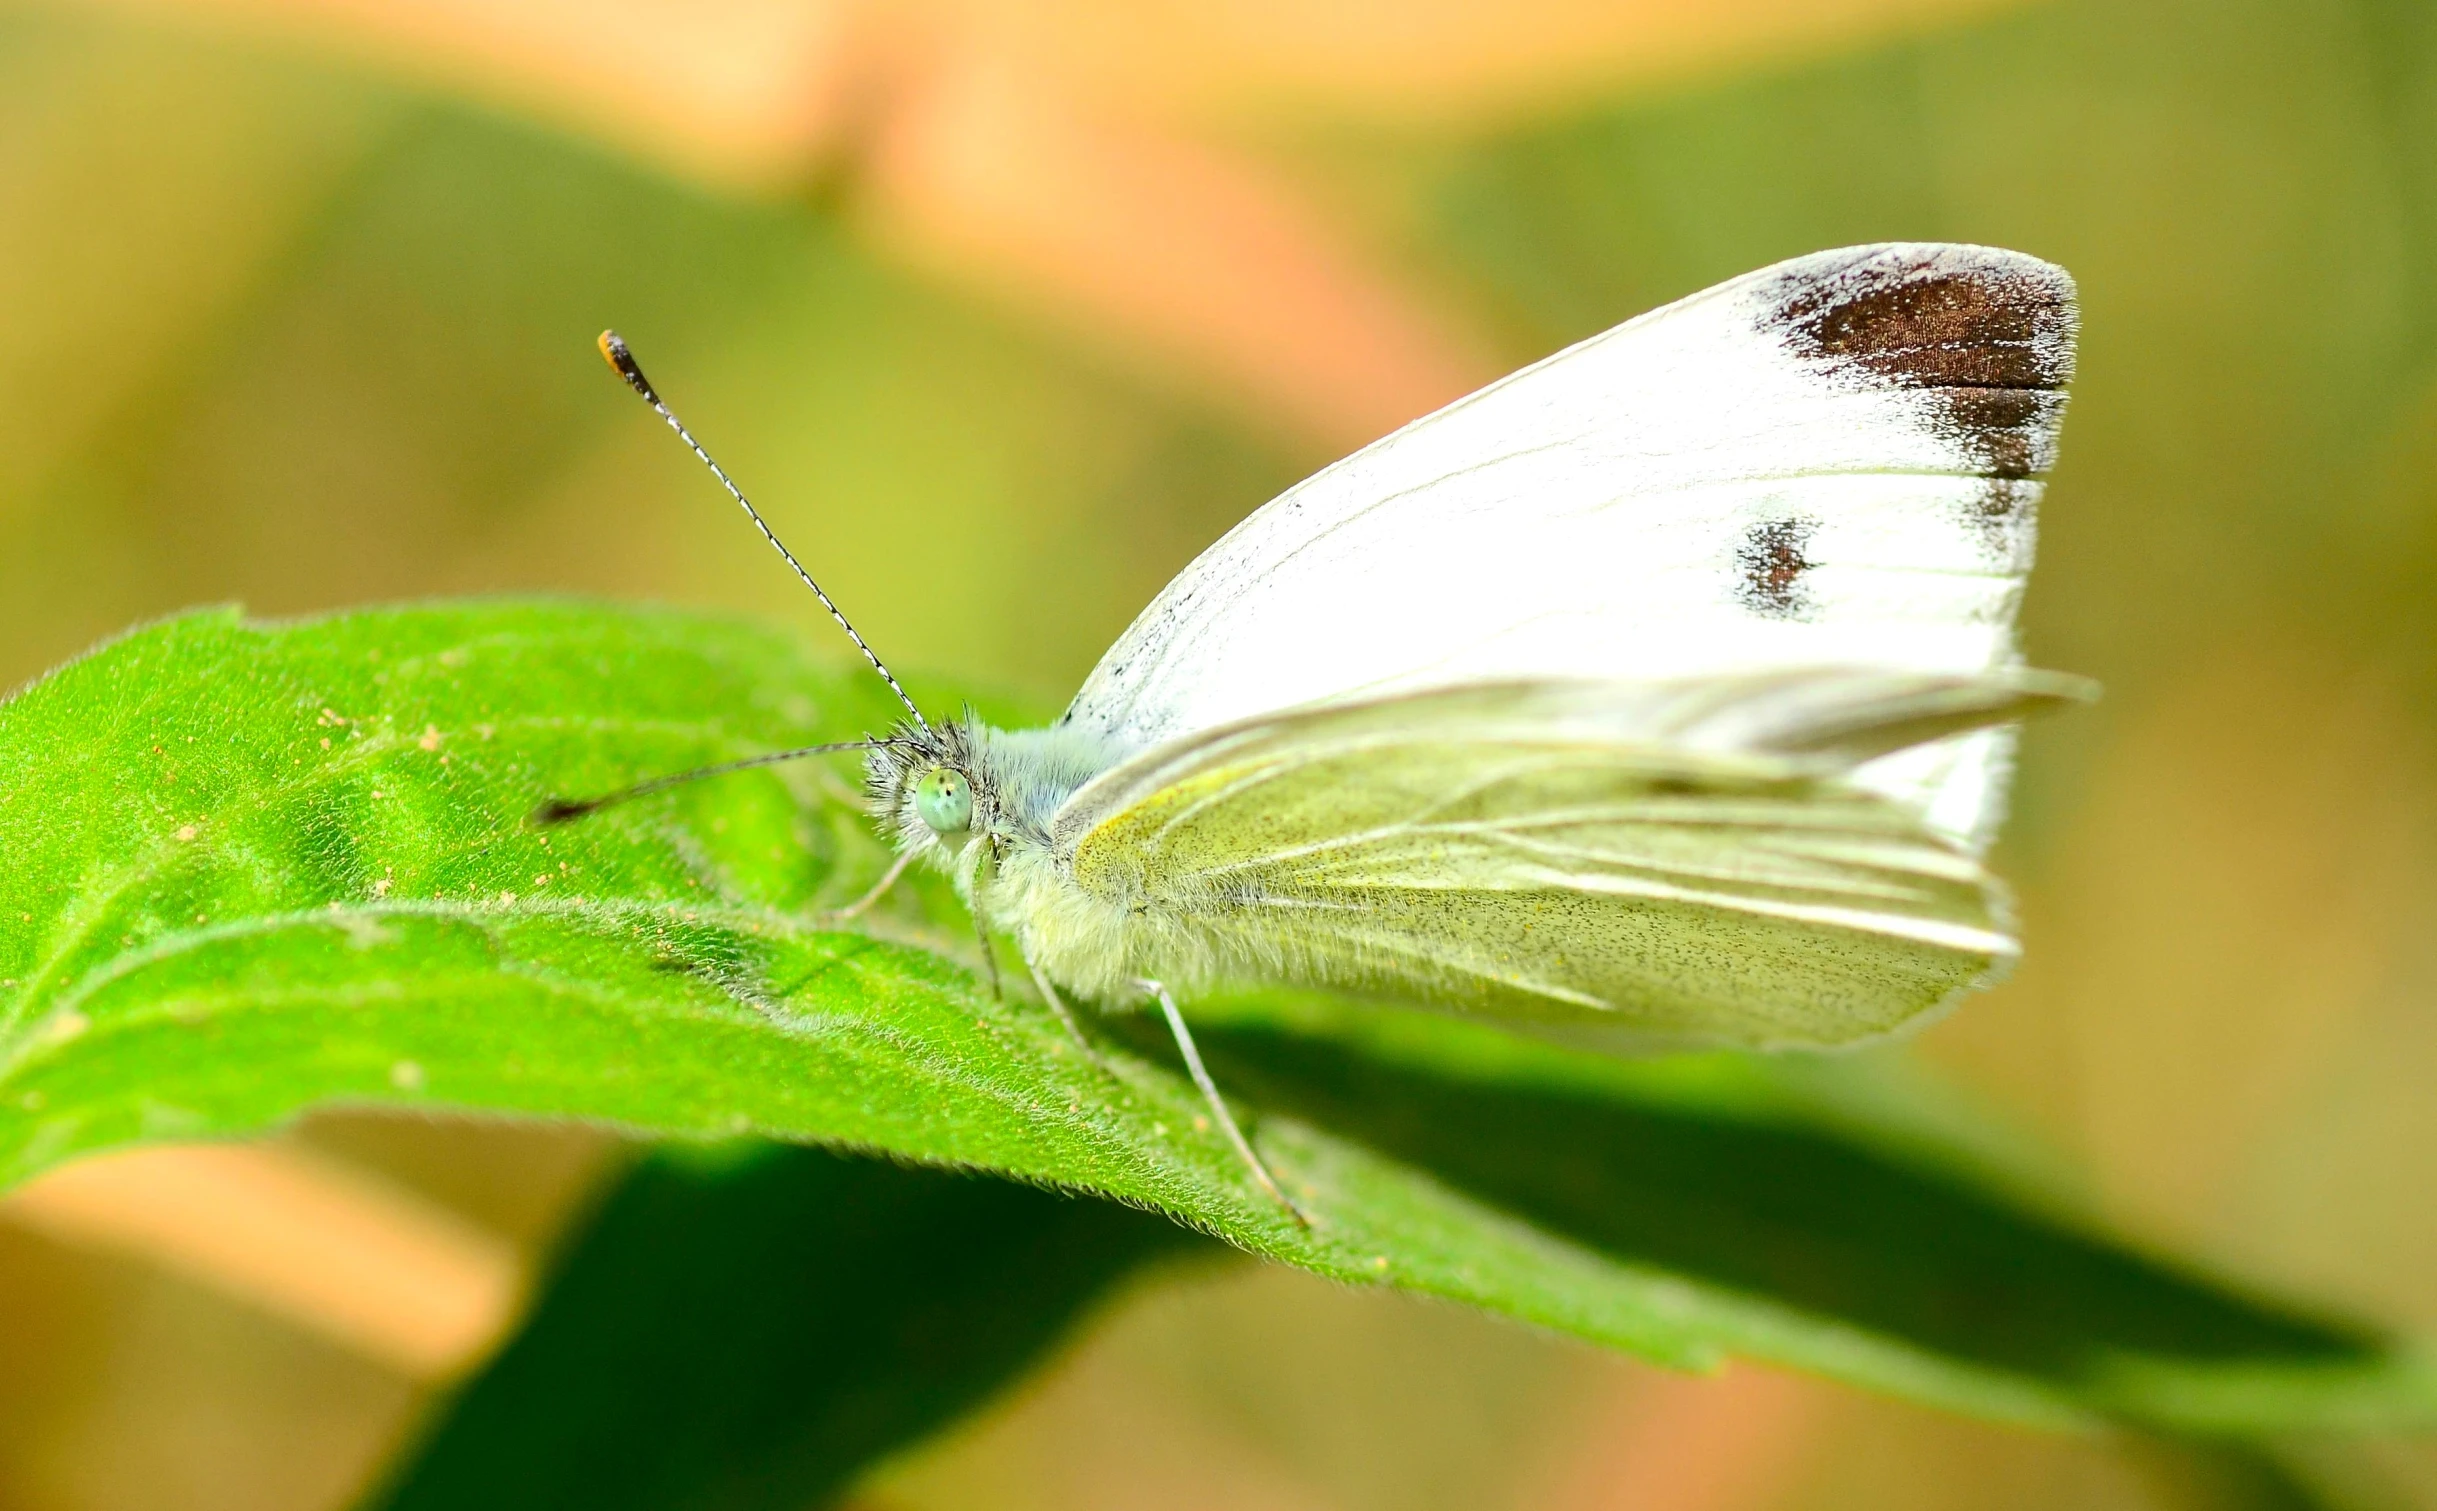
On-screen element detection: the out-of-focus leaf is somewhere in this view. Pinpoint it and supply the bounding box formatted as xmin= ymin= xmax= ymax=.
xmin=0 ymin=602 xmax=2428 ymax=1435
xmin=363 ymin=1143 xmax=1207 ymax=1511
xmin=2129 ymin=1436 xmax=2376 ymax=1511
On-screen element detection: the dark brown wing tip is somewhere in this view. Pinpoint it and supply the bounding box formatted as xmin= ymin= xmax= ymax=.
xmin=1757 ymin=244 xmax=2078 ymax=478
xmin=1759 ymin=243 xmax=2078 ymax=390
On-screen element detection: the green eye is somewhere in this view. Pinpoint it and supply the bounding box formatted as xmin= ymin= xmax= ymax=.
xmin=913 ymin=767 xmax=972 ymax=836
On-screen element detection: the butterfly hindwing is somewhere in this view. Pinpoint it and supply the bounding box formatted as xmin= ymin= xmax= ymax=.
xmin=1040 ymin=673 xmax=2075 ymax=1049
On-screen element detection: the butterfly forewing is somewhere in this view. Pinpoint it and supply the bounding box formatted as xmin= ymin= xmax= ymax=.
xmin=1059 ymin=244 xmax=2076 ymax=852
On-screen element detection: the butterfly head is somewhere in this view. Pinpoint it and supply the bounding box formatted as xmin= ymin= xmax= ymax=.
xmin=866 ymin=716 xmax=1001 ymax=875
xmin=865 ymin=716 xmax=1111 ymax=886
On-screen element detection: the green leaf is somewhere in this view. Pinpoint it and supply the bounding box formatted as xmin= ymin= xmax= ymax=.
xmin=1 ymin=602 xmax=2428 ymax=1435
xmin=365 ymin=1143 xmax=1206 ymax=1511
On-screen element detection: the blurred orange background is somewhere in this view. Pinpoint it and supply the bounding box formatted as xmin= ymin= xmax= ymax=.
xmin=2 ymin=0 xmax=2435 ymax=1505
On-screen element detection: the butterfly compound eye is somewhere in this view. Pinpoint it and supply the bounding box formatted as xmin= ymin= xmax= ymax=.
xmin=913 ymin=767 xmax=972 ymax=836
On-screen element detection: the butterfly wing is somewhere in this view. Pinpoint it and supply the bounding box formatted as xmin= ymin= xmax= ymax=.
xmin=1039 ymin=672 xmax=2084 ymax=1050
xmin=1060 ymin=244 xmax=2075 ymax=850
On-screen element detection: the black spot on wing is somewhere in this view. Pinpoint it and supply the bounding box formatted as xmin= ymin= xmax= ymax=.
xmin=1759 ymin=245 xmax=2077 ymax=479
xmin=1735 ymin=517 xmax=1818 ymax=619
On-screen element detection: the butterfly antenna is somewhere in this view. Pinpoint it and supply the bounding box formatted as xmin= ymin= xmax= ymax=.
xmin=597 ymin=330 xmax=929 ymax=732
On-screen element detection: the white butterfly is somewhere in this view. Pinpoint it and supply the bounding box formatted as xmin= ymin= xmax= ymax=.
xmin=568 ymin=243 xmax=2090 ymax=1221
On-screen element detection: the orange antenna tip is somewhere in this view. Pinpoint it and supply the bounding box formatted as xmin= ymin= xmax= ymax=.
xmin=597 ymin=329 xmax=655 ymax=402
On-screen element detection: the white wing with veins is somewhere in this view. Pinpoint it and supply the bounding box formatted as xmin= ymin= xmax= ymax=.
xmin=1058 ymin=243 xmax=2076 ymax=851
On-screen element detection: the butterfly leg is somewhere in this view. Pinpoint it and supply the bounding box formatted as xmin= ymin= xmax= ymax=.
xmin=1024 ymin=953 xmax=1103 ymax=1067
xmin=812 ymin=847 xmax=916 ymax=924
xmin=1139 ymin=979 xmax=1308 ymax=1230
xmin=970 ymin=908 xmax=1005 ymax=1002
xmin=955 ymin=840 xmax=1007 ymax=1002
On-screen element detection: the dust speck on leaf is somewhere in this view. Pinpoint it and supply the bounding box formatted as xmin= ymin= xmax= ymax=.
xmin=174 ymin=825 xmax=198 ymax=842
xmin=389 ymin=1060 xmax=427 ymax=1092
xmin=418 ymin=726 xmax=442 ymax=752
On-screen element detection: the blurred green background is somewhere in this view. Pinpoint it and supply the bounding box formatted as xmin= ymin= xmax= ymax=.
xmin=3 ymin=0 xmax=2436 ymax=1505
